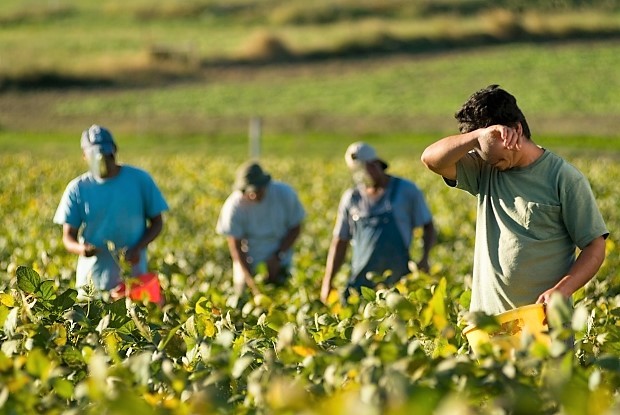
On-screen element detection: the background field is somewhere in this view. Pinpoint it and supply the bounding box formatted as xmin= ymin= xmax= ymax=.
xmin=1 ymin=0 xmax=619 ymax=142
xmin=1 ymin=1 xmax=620 ymax=414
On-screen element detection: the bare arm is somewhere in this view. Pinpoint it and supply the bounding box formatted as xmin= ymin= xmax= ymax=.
xmin=266 ymin=223 xmax=302 ymax=280
xmin=420 ymin=125 xmax=521 ymax=180
xmin=125 ymin=214 xmax=164 ymax=264
xmin=420 ymin=129 xmax=482 ymax=180
xmin=226 ymin=236 xmax=260 ymax=296
xmin=417 ymin=221 xmax=437 ymax=273
xmin=536 ymin=236 xmax=607 ymax=303
xmin=273 ymin=223 xmax=302 ymax=258
xmin=62 ymin=224 xmax=98 ymax=257
xmin=320 ymin=238 xmax=349 ymax=303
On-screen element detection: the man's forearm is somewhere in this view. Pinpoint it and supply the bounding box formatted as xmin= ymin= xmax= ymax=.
xmin=421 ymin=129 xmax=482 ymax=176
xmin=132 ymin=215 xmax=163 ymax=251
xmin=274 ymin=224 xmax=302 ymax=256
xmin=537 ymin=236 xmax=606 ymax=303
xmin=555 ymin=236 xmax=606 ymax=296
xmin=227 ymin=236 xmax=260 ymax=294
xmin=420 ymin=221 xmax=437 ymax=262
xmin=321 ymin=239 xmax=348 ymax=301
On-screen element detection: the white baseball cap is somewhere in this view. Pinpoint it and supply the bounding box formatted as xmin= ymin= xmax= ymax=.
xmin=344 ymin=142 xmax=388 ymax=170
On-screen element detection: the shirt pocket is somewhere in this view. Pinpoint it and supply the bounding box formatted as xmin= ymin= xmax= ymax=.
xmin=526 ymin=202 xmax=563 ymax=240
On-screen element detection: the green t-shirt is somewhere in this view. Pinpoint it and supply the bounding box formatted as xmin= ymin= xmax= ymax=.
xmin=451 ymin=149 xmax=608 ymax=314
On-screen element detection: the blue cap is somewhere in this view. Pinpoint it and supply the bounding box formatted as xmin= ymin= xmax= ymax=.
xmin=80 ymin=125 xmax=117 ymax=155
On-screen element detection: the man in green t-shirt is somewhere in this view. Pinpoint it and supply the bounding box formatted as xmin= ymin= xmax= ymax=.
xmin=421 ymin=85 xmax=608 ymax=315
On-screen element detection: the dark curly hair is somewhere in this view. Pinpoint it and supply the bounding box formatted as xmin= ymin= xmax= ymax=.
xmin=455 ymin=85 xmax=531 ymax=139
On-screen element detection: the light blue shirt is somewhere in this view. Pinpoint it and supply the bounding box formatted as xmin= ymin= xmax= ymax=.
xmin=216 ymin=181 xmax=305 ymax=270
xmin=54 ymin=165 xmax=169 ymax=291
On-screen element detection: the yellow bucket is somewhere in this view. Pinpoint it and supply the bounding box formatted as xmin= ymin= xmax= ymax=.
xmin=463 ymin=303 xmax=550 ymax=356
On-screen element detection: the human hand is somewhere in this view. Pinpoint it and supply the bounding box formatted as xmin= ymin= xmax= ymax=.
xmin=81 ymin=243 xmax=98 ymax=257
xmin=480 ymin=125 xmax=522 ymax=151
xmin=248 ymin=280 xmax=261 ymax=297
xmin=416 ymin=258 xmax=430 ymax=274
xmin=320 ymin=279 xmax=332 ymax=304
xmin=266 ymin=255 xmax=282 ymax=283
xmin=124 ymin=246 xmax=141 ymax=265
xmin=536 ymin=286 xmax=569 ymax=304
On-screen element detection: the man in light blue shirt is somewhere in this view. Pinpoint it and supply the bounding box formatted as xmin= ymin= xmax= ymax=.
xmin=54 ymin=125 xmax=169 ymax=297
xmin=217 ymin=161 xmax=305 ymax=296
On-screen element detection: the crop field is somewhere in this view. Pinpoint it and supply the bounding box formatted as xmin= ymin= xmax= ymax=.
xmin=0 ymin=139 xmax=619 ymax=414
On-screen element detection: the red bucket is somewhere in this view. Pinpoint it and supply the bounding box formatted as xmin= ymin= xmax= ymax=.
xmin=113 ymin=273 xmax=163 ymax=305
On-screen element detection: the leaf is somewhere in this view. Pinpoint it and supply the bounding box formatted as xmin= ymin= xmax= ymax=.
xmin=546 ymin=293 xmax=572 ymax=330
xmin=432 ymin=336 xmax=458 ymax=358
xmin=594 ymin=355 xmax=620 ymax=371
xmin=203 ymin=319 xmax=216 ymax=338
xmin=0 ymin=306 xmax=9 ymax=328
xmin=16 ymin=266 xmax=41 ymax=294
xmin=360 ymin=286 xmax=375 ymax=302
xmin=53 ymin=378 xmax=74 ymax=399
xmin=572 ymin=305 xmax=589 ymax=331
xmin=3 ymin=307 xmax=18 ymax=337
xmin=62 ymin=346 xmax=85 ymax=367
xmin=291 ymin=345 xmax=317 ymax=357
xmin=106 ymin=298 xmax=128 ymax=319
xmin=276 ymin=324 xmax=296 ymax=351
xmin=466 ymin=312 xmax=501 ymax=332
xmin=195 ymin=296 xmax=210 ymax=315
xmin=53 ymin=289 xmax=77 ymax=311
xmin=422 ymin=277 xmax=448 ymax=331
xmin=37 ymin=280 xmax=56 ymax=302
xmin=0 ymin=293 xmax=15 ymax=307
xmin=158 ymin=325 xmax=180 ymax=350
xmin=50 ymin=323 xmax=67 ymax=347
xmin=26 ymin=348 xmax=52 ymax=381
xmin=231 ymin=355 xmax=254 ymax=378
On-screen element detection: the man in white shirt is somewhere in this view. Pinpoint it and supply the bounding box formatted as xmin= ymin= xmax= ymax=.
xmin=217 ymin=161 xmax=306 ymax=296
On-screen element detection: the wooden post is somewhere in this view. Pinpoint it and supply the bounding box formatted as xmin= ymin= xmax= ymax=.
xmin=249 ymin=117 xmax=262 ymax=159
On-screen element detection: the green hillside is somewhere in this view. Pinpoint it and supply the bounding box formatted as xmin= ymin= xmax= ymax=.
xmin=0 ymin=0 xmax=619 ymax=140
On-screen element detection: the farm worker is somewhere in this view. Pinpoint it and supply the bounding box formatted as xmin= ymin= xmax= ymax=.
xmin=421 ymin=84 xmax=609 ymax=315
xmin=53 ymin=125 xmax=169 ymax=299
xmin=321 ymin=142 xmax=436 ymax=303
xmin=216 ymin=161 xmax=306 ymax=296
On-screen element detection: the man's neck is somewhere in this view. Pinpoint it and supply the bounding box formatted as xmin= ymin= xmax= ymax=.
xmin=516 ymin=140 xmax=544 ymax=167
xmin=365 ymin=174 xmax=390 ymax=196
xmin=103 ymin=163 xmax=122 ymax=179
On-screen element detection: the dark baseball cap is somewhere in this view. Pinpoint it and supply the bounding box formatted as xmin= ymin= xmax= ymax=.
xmin=234 ymin=161 xmax=271 ymax=192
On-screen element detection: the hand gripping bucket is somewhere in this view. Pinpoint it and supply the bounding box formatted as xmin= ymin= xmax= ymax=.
xmin=463 ymin=303 xmax=551 ymax=356
xmin=113 ymin=273 xmax=163 ymax=306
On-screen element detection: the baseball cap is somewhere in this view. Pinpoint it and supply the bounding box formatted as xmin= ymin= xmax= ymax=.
xmin=344 ymin=142 xmax=388 ymax=170
xmin=80 ymin=125 xmax=117 ymax=155
xmin=234 ymin=161 xmax=272 ymax=192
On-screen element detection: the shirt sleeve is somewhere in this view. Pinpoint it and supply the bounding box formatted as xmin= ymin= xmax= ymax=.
xmin=53 ymin=180 xmax=82 ymax=228
xmin=560 ymin=167 xmax=609 ymax=249
xmin=454 ymin=151 xmax=485 ymax=196
xmin=284 ymin=185 xmax=306 ymax=228
xmin=216 ymin=194 xmax=245 ymax=239
xmin=139 ymin=171 xmax=169 ymax=218
xmin=333 ymin=189 xmax=354 ymax=240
